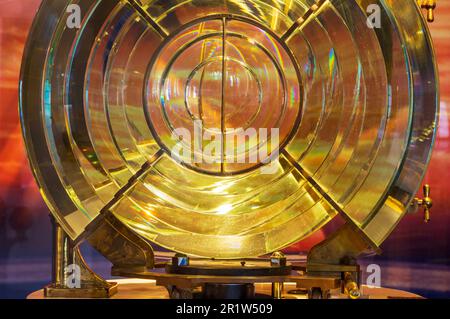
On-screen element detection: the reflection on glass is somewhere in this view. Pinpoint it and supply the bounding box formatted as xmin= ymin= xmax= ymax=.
xmin=20 ymin=0 xmax=438 ymax=257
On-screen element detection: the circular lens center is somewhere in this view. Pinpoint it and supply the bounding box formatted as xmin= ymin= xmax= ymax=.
xmin=185 ymin=58 xmax=262 ymax=132
xmin=146 ymin=17 xmax=302 ymax=175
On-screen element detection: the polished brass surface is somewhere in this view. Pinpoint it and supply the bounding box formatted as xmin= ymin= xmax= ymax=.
xmin=305 ymin=223 xmax=364 ymax=299
xmin=44 ymin=283 xmax=118 ymax=299
xmin=343 ymin=272 xmax=361 ymax=300
xmin=272 ymin=282 xmax=284 ymax=299
xmin=413 ymin=185 xmax=433 ymax=223
xmin=45 ymin=221 xmax=117 ymax=298
xmin=418 ymin=0 xmax=437 ymax=22
xmin=87 ymin=212 xmax=154 ymax=271
xmin=112 ymin=266 xmax=343 ymax=299
xmin=29 ymin=280 xmax=424 ymax=299
xmin=307 ymin=223 xmax=377 ymax=267
xmin=165 ymin=259 xmax=292 ymax=276
xmin=269 ymin=251 xmax=285 ymax=299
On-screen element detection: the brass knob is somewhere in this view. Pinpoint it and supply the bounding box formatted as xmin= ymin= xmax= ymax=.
xmin=418 ymin=0 xmax=437 ymax=22
xmin=414 ymin=185 xmax=433 ymax=223
xmin=343 ymin=272 xmax=361 ymax=300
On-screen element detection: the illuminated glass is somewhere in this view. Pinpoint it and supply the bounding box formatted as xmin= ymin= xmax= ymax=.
xmin=20 ymin=0 xmax=439 ymax=258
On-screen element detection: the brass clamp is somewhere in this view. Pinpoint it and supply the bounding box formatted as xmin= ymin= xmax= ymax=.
xmin=413 ymin=185 xmax=433 ymax=223
xmin=418 ymin=0 xmax=437 ymax=22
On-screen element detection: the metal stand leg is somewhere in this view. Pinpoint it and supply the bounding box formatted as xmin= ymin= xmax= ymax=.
xmin=272 ymin=282 xmax=283 ymax=299
xmin=44 ymin=220 xmax=118 ymax=298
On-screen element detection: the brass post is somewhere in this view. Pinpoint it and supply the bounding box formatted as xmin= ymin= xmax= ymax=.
xmin=272 ymin=282 xmax=283 ymax=299
xmin=51 ymin=220 xmax=64 ymax=287
xmin=45 ymin=217 xmax=118 ymax=298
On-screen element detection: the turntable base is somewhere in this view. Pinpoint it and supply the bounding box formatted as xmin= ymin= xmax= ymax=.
xmin=27 ymin=279 xmax=422 ymax=300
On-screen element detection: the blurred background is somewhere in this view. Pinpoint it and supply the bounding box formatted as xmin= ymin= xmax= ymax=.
xmin=1 ymin=0 xmax=449 ymax=298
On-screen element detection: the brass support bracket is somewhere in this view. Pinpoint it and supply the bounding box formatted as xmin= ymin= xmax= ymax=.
xmin=44 ymin=219 xmax=117 ymax=298
xmin=45 ymin=212 xmax=155 ymax=298
xmin=307 ymin=223 xmax=378 ymax=267
xmin=306 ymin=223 xmax=378 ymax=299
xmin=88 ymin=212 xmax=155 ymax=273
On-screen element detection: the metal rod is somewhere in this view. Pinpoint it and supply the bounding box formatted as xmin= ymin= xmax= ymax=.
xmin=282 ymin=150 xmax=343 ymax=213
xmin=126 ymin=0 xmax=169 ymax=38
xmin=51 ymin=220 xmax=64 ymax=286
xmin=100 ymin=149 xmax=165 ymax=213
xmin=272 ymin=282 xmax=284 ymax=299
xmin=282 ymin=149 xmax=380 ymax=250
xmin=281 ymin=0 xmax=329 ymax=42
xmin=282 ymin=150 xmax=366 ymax=227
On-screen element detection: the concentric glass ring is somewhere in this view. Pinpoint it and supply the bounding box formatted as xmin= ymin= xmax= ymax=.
xmin=144 ymin=15 xmax=303 ymax=175
xmin=20 ymin=0 xmax=439 ymax=258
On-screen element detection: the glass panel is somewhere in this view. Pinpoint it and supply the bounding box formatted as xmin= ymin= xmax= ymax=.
xmin=20 ymin=0 xmax=438 ymax=256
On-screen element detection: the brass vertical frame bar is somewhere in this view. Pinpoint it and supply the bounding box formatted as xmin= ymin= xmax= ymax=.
xmin=51 ymin=218 xmax=64 ymax=287
xmin=126 ymin=0 xmax=169 ymax=38
xmin=282 ymin=150 xmax=380 ymax=251
xmin=50 ymin=218 xmax=77 ymax=289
